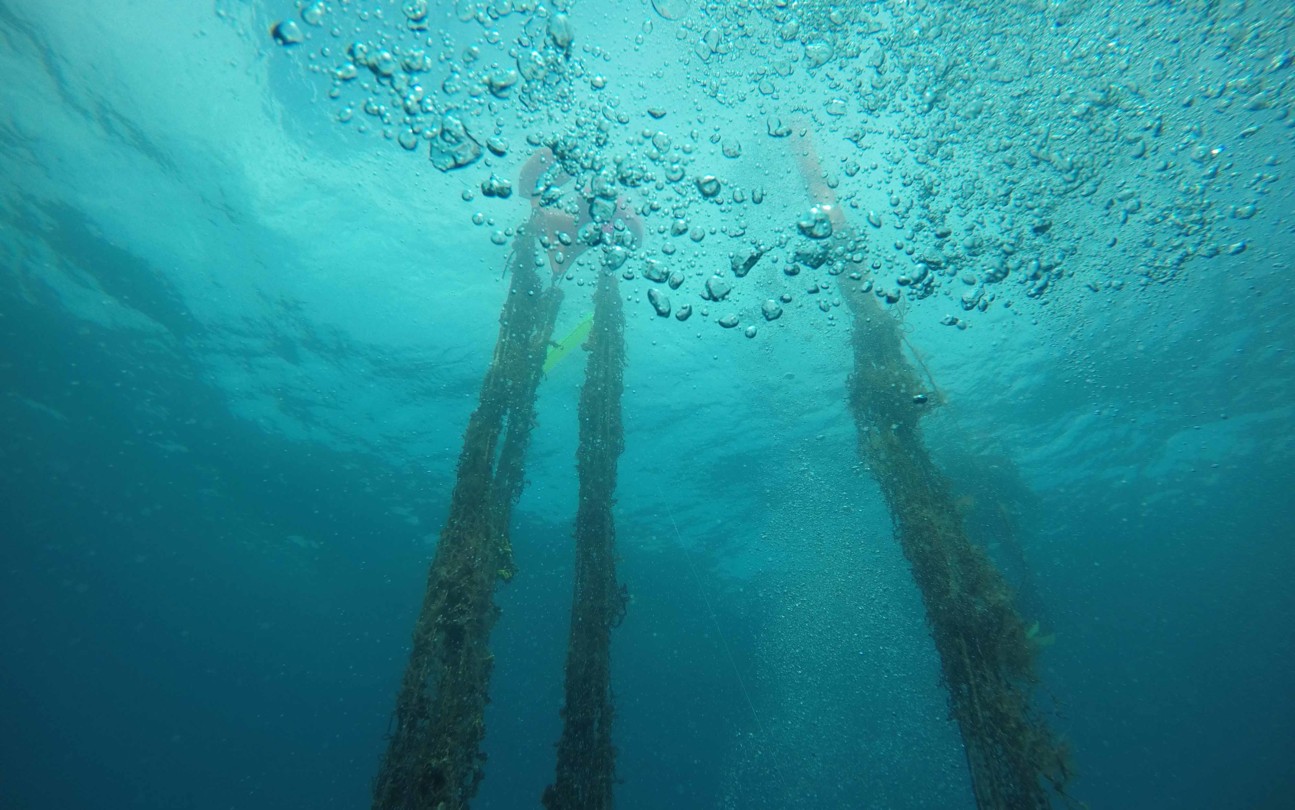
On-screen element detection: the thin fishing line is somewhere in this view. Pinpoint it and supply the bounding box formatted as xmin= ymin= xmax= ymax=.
xmin=657 ymin=484 xmax=790 ymax=793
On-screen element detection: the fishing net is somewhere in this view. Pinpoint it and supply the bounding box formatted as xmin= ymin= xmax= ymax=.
xmin=372 ymin=220 xmax=562 ymax=810
xmin=840 ymin=259 xmax=1074 ymax=809
xmin=543 ymin=269 xmax=627 ymax=810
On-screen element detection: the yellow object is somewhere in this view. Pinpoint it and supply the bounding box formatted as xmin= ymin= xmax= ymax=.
xmin=543 ymin=312 xmax=594 ymax=373
xmin=1026 ymin=621 xmax=1057 ymax=648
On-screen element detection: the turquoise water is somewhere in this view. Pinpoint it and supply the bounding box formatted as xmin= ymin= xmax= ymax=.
xmin=2 ymin=1 xmax=1293 ymax=808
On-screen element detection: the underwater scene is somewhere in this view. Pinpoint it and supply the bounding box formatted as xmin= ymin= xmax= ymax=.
xmin=1 ymin=1 xmax=1293 ymax=808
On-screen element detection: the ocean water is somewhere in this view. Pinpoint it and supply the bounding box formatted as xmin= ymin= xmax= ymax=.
xmin=1 ymin=1 xmax=1293 ymax=808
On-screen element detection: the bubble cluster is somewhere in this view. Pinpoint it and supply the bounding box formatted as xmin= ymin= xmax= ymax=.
xmin=276 ymin=0 xmax=1290 ymax=340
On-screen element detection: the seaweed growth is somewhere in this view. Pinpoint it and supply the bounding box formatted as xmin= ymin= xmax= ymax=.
xmin=543 ymin=270 xmax=627 ymax=810
xmin=841 ymin=272 xmax=1074 ymax=809
xmin=372 ymin=220 xmax=562 ymax=810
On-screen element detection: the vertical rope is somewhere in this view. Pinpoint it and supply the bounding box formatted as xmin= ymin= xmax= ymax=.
xmin=839 ymin=257 xmax=1072 ymax=809
xmin=373 ymin=221 xmax=562 ymax=810
xmin=544 ymin=270 xmax=626 ymax=810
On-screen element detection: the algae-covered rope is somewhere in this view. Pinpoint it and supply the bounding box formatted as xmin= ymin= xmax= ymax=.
xmin=792 ymin=131 xmax=1076 ymax=810
xmin=373 ymin=219 xmax=562 ymax=810
xmin=544 ymin=269 xmax=626 ymax=810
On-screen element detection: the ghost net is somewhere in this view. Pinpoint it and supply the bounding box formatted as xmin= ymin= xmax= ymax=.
xmin=839 ymin=261 xmax=1074 ymax=809
xmin=543 ymin=270 xmax=627 ymax=810
xmin=373 ymin=220 xmax=562 ymax=810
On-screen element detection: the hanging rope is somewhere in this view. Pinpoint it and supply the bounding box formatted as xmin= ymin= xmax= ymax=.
xmin=544 ymin=270 xmax=627 ymax=810
xmin=790 ymin=130 xmax=1075 ymax=809
xmin=543 ymin=269 xmax=627 ymax=810
xmin=839 ymin=241 xmax=1075 ymax=810
xmin=373 ymin=220 xmax=563 ymax=810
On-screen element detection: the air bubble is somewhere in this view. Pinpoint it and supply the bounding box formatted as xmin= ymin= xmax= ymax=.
xmin=648 ymin=288 xmax=672 ymax=317
xmin=301 ymin=2 xmax=326 ymax=26
xmin=797 ymin=207 xmax=834 ymax=239
xmin=429 ymin=113 xmax=483 ymax=172
xmin=652 ymin=0 xmax=691 ymax=20
xmin=271 ymin=21 xmax=304 ymax=46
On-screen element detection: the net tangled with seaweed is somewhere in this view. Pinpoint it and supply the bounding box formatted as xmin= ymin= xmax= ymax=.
xmin=372 ymin=221 xmax=562 ymax=810
xmin=543 ymin=269 xmax=627 ymax=810
xmin=840 ymin=249 xmax=1076 ymax=810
